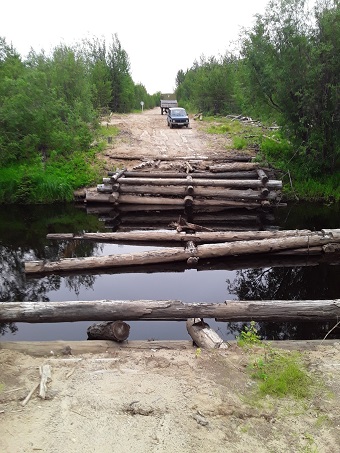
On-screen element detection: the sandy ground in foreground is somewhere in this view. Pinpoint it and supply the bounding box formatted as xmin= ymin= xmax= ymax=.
xmin=1 ymin=341 xmax=340 ymax=453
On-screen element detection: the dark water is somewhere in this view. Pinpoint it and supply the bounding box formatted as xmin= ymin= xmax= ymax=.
xmin=0 ymin=202 xmax=339 ymax=342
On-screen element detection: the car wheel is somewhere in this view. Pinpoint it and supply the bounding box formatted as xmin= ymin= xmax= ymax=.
xmin=170 ymin=123 xmax=173 ymax=129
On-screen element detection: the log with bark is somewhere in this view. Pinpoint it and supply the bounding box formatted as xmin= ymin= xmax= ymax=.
xmin=47 ymin=229 xmax=314 ymax=244
xmin=1 ymin=299 xmax=340 ymax=323
xmin=117 ymin=177 xmax=282 ymax=189
xmin=123 ymin=171 xmax=259 ymax=179
xmin=26 ymin=230 xmax=340 ymax=274
xmin=209 ymin=162 xmax=259 ymax=172
xmin=186 ymin=318 xmax=228 ymax=349
xmin=118 ymin=184 xmax=278 ymax=200
xmin=87 ymin=321 xmax=130 ymax=341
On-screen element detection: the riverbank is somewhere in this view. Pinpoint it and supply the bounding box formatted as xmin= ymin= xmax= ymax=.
xmin=1 ymin=340 xmax=340 ymax=452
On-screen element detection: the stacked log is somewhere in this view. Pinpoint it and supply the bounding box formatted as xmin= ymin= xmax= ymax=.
xmin=85 ymin=165 xmax=283 ymax=208
xmin=25 ymin=229 xmax=340 ymax=274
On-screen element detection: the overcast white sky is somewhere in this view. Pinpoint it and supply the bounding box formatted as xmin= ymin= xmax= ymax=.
xmin=1 ymin=0 xmax=272 ymax=94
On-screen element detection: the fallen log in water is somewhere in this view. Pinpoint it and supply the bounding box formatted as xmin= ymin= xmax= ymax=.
xmin=46 ymin=229 xmax=316 ymax=243
xmin=1 ymin=299 xmax=339 ymax=322
xmin=27 ymin=230 xmax=340 ymax=273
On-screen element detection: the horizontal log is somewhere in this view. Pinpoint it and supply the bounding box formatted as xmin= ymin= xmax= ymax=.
xmin=118 ymin=185 xmax=278 ymax=200
xmin=1 ymin=299 xmax=339 ymax=323
xmin=123 ymin=169 xmax=260 ymax=179
xmin=27 ymin=232 xmax=340 ymax=273
xmin=87 ymin=321 xmax=130 ymax=341
xmin=1 ymin=340 xmax=338 ymax=357
xmin=209 ymin=163 xmax=259 ymax=172
xmin=117 ymin=194 xmax=264 ymax=207
xmin=46 ymin=229 xmax=315 ymax=243
xmin=117 ymin=177 xmax=282 ymax=189
xmin=85 ymin=191 xmax=118 ymax=203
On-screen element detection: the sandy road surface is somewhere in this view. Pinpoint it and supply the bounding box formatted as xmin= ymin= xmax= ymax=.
xmin=100 ymin=108 xmax=239 ymax=170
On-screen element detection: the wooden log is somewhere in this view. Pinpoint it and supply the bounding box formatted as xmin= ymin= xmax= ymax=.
xmin=186 ymin=185 xmax=194 ymax=195
xmin=1 ymin=340 xmax=338 ymax=357
xmin=27 ymin=231 xmax=340 ymax=274
xmin=117 ymin=194 xmax=264 ymax=207
xmin=108 ymin=168 xmax=126 ymax=180
xmin=186 ymin=318 xmax=228 ymax=349
xmin=256 ymin=168 xmax=269 ymax=184
xmin=87 ymin=321 xmax=130 ymax=341
xmin=1 ymin=299 xmax=340 ymax=323
xmin=46 ymin=229 xmax=316 ymax=243
xmin=184 ymin=195 xmax=193 ymax=207
xmin=85 ymin=191 xmax=119 ymax=203
xmin=209 ymin=163 xmax=258 ymax=172
xmin=117 ymin=177 xmax=282 ymax=189
xmin=97 ymin=184 xmax=113 ymax=193
xmin=118 ymin=184 xmax=278 ymax=200
xmin=122 ymin=171 xmax=259 ymax=179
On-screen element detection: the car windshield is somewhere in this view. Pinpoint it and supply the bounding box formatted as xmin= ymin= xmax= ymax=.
xmin=171 ymin=109 xmax=186 ymax=117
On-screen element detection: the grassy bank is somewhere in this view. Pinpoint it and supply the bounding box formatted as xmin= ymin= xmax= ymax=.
xmin=0 ymin=125 xmax=118 ymax=204
xmin=203 ymin=116 xmax=340 ymax=203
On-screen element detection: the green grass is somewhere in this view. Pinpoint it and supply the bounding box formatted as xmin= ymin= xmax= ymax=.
xmin=238 ymin=323 xmax=315 ymax=400
xmin=250 ymin=350 xmax=313 ymax=399
xmin=0 ymin=148 xmax=105 ymax=204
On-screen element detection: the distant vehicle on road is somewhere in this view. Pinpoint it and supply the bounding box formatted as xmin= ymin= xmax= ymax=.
xmin=160 ymin=98 xmax=178 ymax=115
xmin=167 ymin=108 xmax=190 ymax=128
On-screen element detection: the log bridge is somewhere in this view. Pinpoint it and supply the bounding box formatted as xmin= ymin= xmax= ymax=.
xmin=82 ymin=163 xmax=283 ymax=209
xmin=26 ymin=228 xmax=340 ymax=274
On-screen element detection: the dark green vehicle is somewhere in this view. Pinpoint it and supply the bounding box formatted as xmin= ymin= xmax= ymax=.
xmin=167 ymin=107 xmax=190 ymax=128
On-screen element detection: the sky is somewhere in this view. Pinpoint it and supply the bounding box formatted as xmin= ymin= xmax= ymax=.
xmin=1 ymin=0 xmax=271 ymax=94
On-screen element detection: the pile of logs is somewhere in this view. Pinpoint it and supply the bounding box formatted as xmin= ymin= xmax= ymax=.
xmin=25 ymin=228 xmax=340 ymax=274
xmin=82 ymin=164 xmax=283 ymax=209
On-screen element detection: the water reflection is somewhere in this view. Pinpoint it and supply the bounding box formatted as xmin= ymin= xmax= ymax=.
xmin=0 ymin=202 xmax=339 ymax=341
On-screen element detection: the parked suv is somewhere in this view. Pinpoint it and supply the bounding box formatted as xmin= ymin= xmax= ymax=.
xmin=167 ymin=107 xmax=189 ymax=128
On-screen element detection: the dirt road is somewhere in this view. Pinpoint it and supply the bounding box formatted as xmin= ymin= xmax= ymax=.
xmin=100 ymin=108 xmax=242 ymax=171
xmin=1 ymin=110 xmax=340 ymax=453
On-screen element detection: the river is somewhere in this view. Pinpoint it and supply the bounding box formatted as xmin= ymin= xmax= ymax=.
xmin=0 ymin=201 xmax=339 ymax=342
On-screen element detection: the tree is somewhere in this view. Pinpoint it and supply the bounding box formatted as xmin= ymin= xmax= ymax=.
xmin=240 ymin=0 xmax=340 ymax=174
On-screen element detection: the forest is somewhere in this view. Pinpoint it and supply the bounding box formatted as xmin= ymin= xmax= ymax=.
xmin=0 ymin=0 xmax=338 ymax=203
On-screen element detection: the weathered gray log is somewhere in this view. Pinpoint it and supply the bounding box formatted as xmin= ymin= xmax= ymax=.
xmin=1 ymin=340 xmax=338 ymax=357
xmin=28 ymin=231 xmax=340 ymax=274
xmin=117 ymin=194 xmax=264 ymax=207
xmin=256 ymin=168 xmax=269 ymax=184
xmin=118 ymin=184 xmax=278 ymax=200
xmin=1 ymin=300 xmax=340 ymax=323
xmin=87 ymin=321 xmax=130 ymax=341
xmin=85 ymin=191 xmax=119 ymax=203
xmin=209 ymin=163 xmax=259 ymax=172
xmin=108 ymin=169 xmax=126 ymax=181
xmin=46 ymin=229 xmax=316 ymax=243
xmin=186 ymin=318 xmax=228 ymax=349
xmin=107 ymin=171 xmax=260 ymax=179
xmin=117 ymin=177 xmax=282 ymax=189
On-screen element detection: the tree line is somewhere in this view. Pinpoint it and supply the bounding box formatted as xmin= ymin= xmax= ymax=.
xmin=0 ymin=34 xmax=159 ymax=169
xmin=176 ymin=0 xmax=339 ymax=180
xmin=0 ymin=0 xmax=338 ymax=203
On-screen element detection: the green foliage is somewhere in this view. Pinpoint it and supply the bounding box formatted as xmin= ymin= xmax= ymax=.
xmin=250 ymin=349 xmax=313 ymax=399
xmin=240 ymin=0 xmax=340 ymax=175
xmin=233 ymin=137 xmax=248 ymax=150
xmin=237 ymin=321 xmax=262 ymax=347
